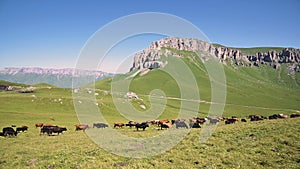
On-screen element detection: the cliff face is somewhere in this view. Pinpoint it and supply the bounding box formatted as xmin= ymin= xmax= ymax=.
xmin=130 ymin=37 xmax=300 ymax=72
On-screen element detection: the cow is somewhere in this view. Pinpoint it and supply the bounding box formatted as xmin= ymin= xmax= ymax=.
xmin=241 ymin=119 xmax=247 ymax=122
xmin=113 ymin=122 xmax=125 ymax=128
xmin=158 ymin=120 xmax=169 ymax=127
xmin=290 ymin=113 xmax=300 ymax=118
xmin=93 ymin=123 xmax=108 ymax=128
xmin=16 ymin=126 xmax=28 ymax=132
xmin=250 ymin=115 xmax=263 ymax=121
xmin=41 ymin=126 xmax=67 ymax=136
xmin=160 ymin=123 xmax=172 ymax=130
xmin=189 ymin=118 xmax=206 ymax=125
xmin=148 ymin=120 xmax=160 ymax=125
xmin=75 ymin=124 xmax=90 ymax=131
xmin=196 ymin=118 xmax=206 ymax=125
xmin=172 ymin=119 xmax=186 ymax=124
xmin=35 ymin=123 xmax=43 ymax=128
xmin=52 ymin=127 xmax=67 ymax=135
xmin=173 ymin=120 xmax=188 ymax=129
xmin=225 ymin=118 xmax=238 ymax=124
xmin=43 ymin=124 xmax=55 ymax=127
xmin=208 ymin=118 xmax=220 ymax=125
xmin=269 ymin=114 xmax=279 ymax=120
xmin=278 ymin=114 xmax=288 ymax=118
xmin=2 ymin=127 xmax=18 ymax=137
xmin=125 ymin=121 xmax=138 ymax=128
xmin=189 ymin=122 xmax=201 ymax=128
xmin=40 ymin=126 xmax=52 ymax=135
xmin=135 ymin=122 xmax=149 ymax=131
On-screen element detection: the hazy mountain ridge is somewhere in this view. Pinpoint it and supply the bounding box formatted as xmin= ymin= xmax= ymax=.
xmin=0 ymin=67 xmax=114 ymax=88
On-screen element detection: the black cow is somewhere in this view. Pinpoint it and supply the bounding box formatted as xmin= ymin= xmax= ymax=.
xmin=135 ymin=122 xmax=149 ymax=131
xmin=2 ymin=127 xmax=18 ymax=137
xmin=225 ymin=118 xmax=238 ymax=124
xmin=189 ymin=122 xmax=201 ymax=128
xmin=290 ymin=113 xmax=300 ymax=118
xmin=174 ymin=120 xmax=188 ymax=129
xmin=250 ymin=115 xmax=263 ymax=121
xmin=269 ymin=114 xmax=279 ymax=120
xmin=52 ymin=127 xmax=67 ymax=135
xmin=241 ymin=119 xmax=247 ymax=122
xmin=40 ymin=126 xmax=53 ymax=135
xmin=125 ymin=121 xmax=138 ymax=128
xmin=16 ymin=126 xmax=28 ymax=132
xmin=93 ymin=123 xmax=108 ymax=128
xmin=40 ymin=126 xmax=66 ymax=136
xmin=160 ymin=123 xmax=172 ymax=130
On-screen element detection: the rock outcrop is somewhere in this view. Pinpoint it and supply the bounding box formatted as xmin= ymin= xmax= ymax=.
xmin=130 ymin=37 xmax=300 ymax=73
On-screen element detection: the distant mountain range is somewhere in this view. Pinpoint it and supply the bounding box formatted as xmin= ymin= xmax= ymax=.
xmin=0 ymin=67 xmax=114 ymax=88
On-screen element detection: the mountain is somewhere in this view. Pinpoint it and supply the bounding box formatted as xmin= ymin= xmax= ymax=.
xmin=130 ymin=37 xmax=300 ymax=77
xmin=0 ymin=67 xmax=114 ymax=88
xmin=94 ymin=37 xmax=300 ymax=116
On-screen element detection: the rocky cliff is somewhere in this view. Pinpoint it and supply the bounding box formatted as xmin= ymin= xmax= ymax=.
xmin=130 ymin=37 xmax=300 ymax=73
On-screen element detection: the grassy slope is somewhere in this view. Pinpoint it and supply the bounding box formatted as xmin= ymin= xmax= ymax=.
xmin=0 ymin=80 xmax=29 ymax=87
xmin=96 ymin=49 xmax=300 ymax=117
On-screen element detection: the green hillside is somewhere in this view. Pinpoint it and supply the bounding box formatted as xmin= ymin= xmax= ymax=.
xmin=95 ymin=48 xmax=300 ymax=117
xmin=0 ymin=80 xmax=29 ymax=87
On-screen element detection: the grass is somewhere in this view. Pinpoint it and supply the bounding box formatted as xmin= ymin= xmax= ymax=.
xmin=0 ymin=89 xmax=299 ymax=168
xmin=234 ymin=47 xmax=285 ymax=56
xmin=210 ymin=43 xmax=285 ymax=56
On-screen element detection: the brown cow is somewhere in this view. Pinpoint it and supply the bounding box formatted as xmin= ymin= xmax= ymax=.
xmin=35 ymin=123 xmax=43 ymax=128
xmin=43 ymin=124 xmax=55 ymax=127
xmin=158 ymin=120 xmax=169 ymax=126
xmin=149 ymin=120 xmax=160 ymax=125
xmin=114 ymin=122 xmax=125 ymax=128
xmin=75 ymin=124 xmax=90 ymax=131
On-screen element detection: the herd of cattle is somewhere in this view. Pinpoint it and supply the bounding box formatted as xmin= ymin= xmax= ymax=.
xmin=1 ymin=113 xmax=299 ymax=137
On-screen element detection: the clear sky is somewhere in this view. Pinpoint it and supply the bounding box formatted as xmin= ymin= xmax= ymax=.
xmin=0 ymin=0 xmax=299 ymax=73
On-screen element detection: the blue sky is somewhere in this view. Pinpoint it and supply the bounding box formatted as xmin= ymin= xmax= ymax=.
xmin=0 ymin=0 xmax=299 ymax=73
